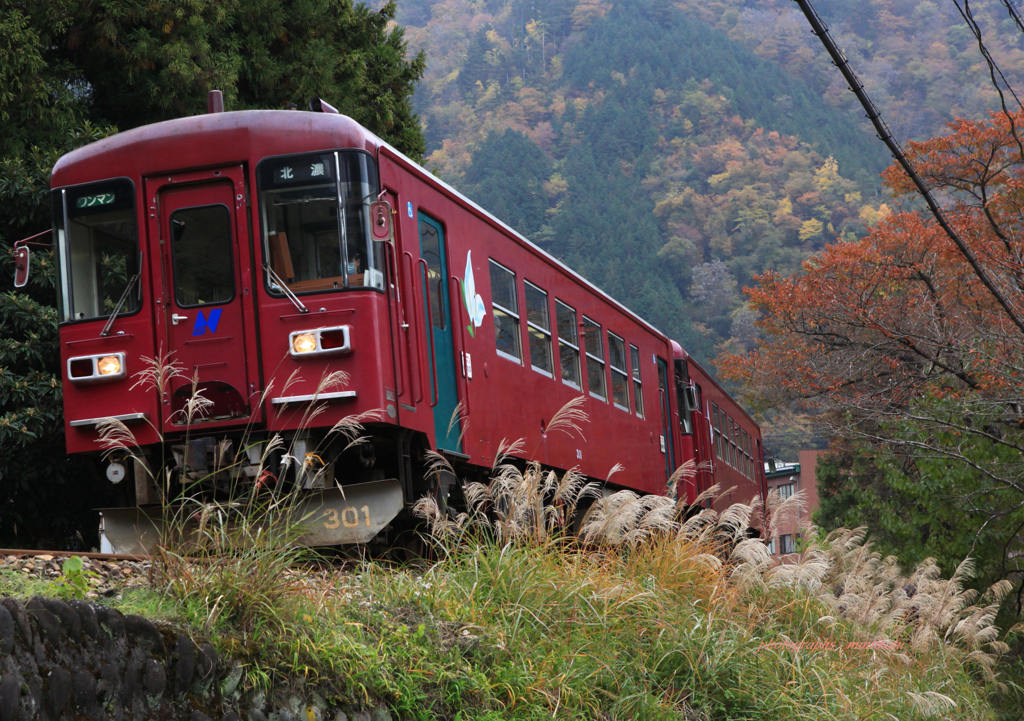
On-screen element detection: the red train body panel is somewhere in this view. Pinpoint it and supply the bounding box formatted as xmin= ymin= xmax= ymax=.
xmin=47 ymin=107 xmax=765 ymax=548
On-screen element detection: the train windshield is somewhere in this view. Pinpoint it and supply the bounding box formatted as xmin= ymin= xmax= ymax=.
xmin=258 ymin=150 xmax=383 ymax=294
xmin=53 ymin=179 xmax=140 ymax=323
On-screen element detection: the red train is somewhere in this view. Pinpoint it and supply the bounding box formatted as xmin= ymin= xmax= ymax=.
xmin=15 ymin=96 xmax=767 ymax=551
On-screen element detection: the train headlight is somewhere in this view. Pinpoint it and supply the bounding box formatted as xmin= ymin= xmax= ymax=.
xmin=97 ymin=355 xmax=123 ymax=376
xmin=288 ymin=326 xmax=352 ymax=358
xmin=291 ymin=333 xmax=318 ymax=355
xmin=67 ymin=352 xmax=127 ymax=383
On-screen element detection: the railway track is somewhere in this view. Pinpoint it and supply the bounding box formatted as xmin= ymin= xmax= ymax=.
xmin=0 ymin=548 xmax=148 ymax=562
xmin=0 ymin=545 xmax=377 ymax=600
xmin=1 ymin=548 xmax=152 ymax=599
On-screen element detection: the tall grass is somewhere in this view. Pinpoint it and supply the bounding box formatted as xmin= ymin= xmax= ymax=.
xmin=88 ymin=367 xmax=1014 ymax=717
xmin=400 ymin=456 xmax=1013 ymax=720
xmin=93 ymin=355 xmax=372 ymax=648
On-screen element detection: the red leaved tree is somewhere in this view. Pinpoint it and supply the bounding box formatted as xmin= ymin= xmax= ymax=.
xmin=719 ymin=108 xmax=1024 ymax=497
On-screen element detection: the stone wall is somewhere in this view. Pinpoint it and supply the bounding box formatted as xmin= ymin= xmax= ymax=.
xmin=0 ymin=596 xmax=392 ymax=721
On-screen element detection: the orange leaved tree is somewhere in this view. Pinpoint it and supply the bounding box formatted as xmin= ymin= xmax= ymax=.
xmin=719 ymin=108 xmax=1024 ymax=500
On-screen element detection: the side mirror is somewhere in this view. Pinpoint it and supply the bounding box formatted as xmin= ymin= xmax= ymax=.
xmin=13 ymin=245 xmax=30 ymax=288
xmin=370 ymin=200 xmax=394 ymax=243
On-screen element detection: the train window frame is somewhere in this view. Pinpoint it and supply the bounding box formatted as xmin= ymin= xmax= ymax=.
xmin=582 ymin=316 xmax=607 ymax=401
xmin=711 ymin=403 xmax=723 ymax=461
xmin=418 ymin=216 xmax=447 ymax=330
xmin=607 ymin=332 xmax=629 ymax=411
xmin=731 ymin=420 xmax=740 ymax=471
xmin=489 ymin=259 xmax=522 ymax=363
xmin=53 ymin=178 xmax=142 ymax=325
xmin=169 ymin=203 xmax=236 ymax=308
xmin=742 ymin=430 xmax=752 ymax=478
xmin=555 ymin=300 xmax=582 ymax=390
xmin=721 ymin=414 xmax=731 ymax=468
xmin=730 ymin=419 xmax=738 ymax=469
xmin=726 ymin=416 xmax=736 ymax=468
xmin=524 ymin=281 xmax=553 ymax=377
xmin=257 ymin=149 xmax=384 ymax=296
xmin=629 ymin=344 xmax=644 ymax=418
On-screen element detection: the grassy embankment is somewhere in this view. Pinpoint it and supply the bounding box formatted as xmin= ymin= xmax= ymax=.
xmin=1 ymin=453 xmax=1015 ymax=721
xmin=2 ymin=382 xmax=1013 ymax=719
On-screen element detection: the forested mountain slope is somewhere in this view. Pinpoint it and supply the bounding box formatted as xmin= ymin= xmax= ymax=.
xmin=395 ymin=0 xmax=1024 ymax=362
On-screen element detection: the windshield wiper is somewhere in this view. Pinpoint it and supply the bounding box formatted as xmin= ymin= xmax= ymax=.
xmin=264 ymin=264 xmax=308 ymax=313
xmin=101 ymin=273 xmax=140 ymax=337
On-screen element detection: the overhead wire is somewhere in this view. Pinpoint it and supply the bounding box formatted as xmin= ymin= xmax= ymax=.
xmin=792 ymin=0 xmax=1024 ymax=338
xmin=954 ymin=0 xmax=1024 ymax=158
xmin=1000 ymin=0 xmax=1024 ymax=35
xmin=951 ymin=0 xmax=1024 ymax=273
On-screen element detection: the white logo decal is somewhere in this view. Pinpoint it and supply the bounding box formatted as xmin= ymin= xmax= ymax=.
xmin=461 ymin=251 xmax=486 ymax=336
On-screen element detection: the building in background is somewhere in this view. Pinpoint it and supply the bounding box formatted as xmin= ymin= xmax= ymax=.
xmin=764 ymin=450 xmax=823 ymax=555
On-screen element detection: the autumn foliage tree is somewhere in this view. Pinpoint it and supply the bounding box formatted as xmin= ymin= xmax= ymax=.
xmin=719 ymin=108 xmax=1024 ymax=591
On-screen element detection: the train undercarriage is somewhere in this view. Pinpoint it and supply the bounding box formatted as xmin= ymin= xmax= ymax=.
xmin=97 ymin=425 xmax=459 ymax=555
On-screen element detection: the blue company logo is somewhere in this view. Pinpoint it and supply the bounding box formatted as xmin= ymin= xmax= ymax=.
xmin=191 ymin=308 xmax=223 ymax=337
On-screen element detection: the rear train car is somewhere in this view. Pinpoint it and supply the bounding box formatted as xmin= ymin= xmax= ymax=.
xmin=43 ymin=100 xmax=765 ymax=551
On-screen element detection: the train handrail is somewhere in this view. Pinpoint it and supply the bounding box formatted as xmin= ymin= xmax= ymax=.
xmin=449 ymin=273 xmax=470 ymax=417
xmin=402 ymin=251 xmax=424 ymax=404
xmin=417 ymin=257 xmax=439 ymax=408
xmin=382 ymin=240 xmax=404 ymax=399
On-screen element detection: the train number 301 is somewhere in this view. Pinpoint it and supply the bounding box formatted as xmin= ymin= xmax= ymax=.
xmin=321 ymin=505 xmax=372 ymax=529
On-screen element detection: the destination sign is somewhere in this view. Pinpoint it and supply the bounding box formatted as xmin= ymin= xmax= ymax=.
xmin=66 ymin=179 xmax=134 ymax=217
xmin=76 ymin=193 xmax=116 ymax=209
xmin=259 ymin=152 xmax=337 ymax=189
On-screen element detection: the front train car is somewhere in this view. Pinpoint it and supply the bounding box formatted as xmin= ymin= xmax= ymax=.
xmin=49 ymin=102 xmax=768 ymax=552
xmin=53 ymin=109 xmax=408 ymax=551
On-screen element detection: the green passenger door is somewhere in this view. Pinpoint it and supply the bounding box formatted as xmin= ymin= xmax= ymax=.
xmin=418 ymin=214 xmax=461 ymax=452
xmin=657 ymin=357 xmax=676 ymax=479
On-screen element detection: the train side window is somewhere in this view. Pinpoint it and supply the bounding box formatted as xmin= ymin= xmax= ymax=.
xmin=607 ymin=332 xmax=628 ymax=410
xmin=524 ymin=282 xmax=553 ymax=376
xmin=723 ymin=414 xmax=732 ymax=468
xmin=678 ymin=384 xmax=697 ymax=435
xmin=489 ymin=260 xmax=522 ymax=362
xmin=738 ymin=436 xmax=745 ymax=476
xmin=583 ymin=316 xmax=606 ymax=401
xmin=419 ymin=219 xmax=446 ymax=329
xmin=629 ymin=344 xmax=644 ymax=418
xmin=743 ymin=430 xmax=753 ymax=478
xmin=741 ymin=426 xmax=749 ymax=476
xmin=555 ymin=300 xmax=581 ymax=389
xmin=711 ymin=403 xmax=723 ymax=460
xmin=170 ymin=205 xmax=234 ymax=306
xmin=727 ymin=418 xmax=737 ymax=469
xmin=745 ymin=432 xmax=751 ymax=475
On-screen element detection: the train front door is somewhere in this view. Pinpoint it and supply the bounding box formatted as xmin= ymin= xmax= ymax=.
xmin=417 ymin=214 xmax=462 ymax=452
xmin=145 ymin=166 xmax=259 ymax=432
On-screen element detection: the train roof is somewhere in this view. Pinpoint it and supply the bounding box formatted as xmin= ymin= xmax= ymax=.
xmin=52 ymin=110 xmax=378 ymax=184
